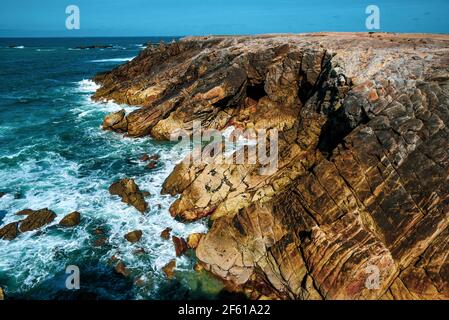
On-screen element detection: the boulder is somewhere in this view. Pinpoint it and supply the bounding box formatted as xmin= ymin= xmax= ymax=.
xmin=59 ymin=211 xmax=81 ymax=227
xmin=19 ymin=209 xmax=56 ymax=232
xmin=124 ymin=230 xmax=143 ymax=243
xmin=109 ymin=178 xmax=148 ymax=213
xmin=0 ymin=222 xmax=20 ymax=240
xmin=102 ymin=109 xmax=128 ymax=132
xmin=172 ymin=236 xmax=188 ymax=257
xmin=162 ymin=260 xmax=176 ymax=279
xmin=160 ymin=227 xmax=172 ymax=240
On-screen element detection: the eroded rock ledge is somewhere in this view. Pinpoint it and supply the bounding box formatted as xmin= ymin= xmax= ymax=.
xmin=94 ymin=33 xmax=449 ymax=300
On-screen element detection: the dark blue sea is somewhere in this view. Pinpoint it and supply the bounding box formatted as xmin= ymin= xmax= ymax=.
xmin=0 ymin=37 xmax=223 ymax=300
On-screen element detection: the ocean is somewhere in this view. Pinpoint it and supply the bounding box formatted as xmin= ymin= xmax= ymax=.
xmin=0 ymin=37 xmax=224 ymax=300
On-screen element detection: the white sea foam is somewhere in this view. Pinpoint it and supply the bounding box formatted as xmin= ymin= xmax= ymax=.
xmin=89 ymin=57 xmax=135 ymax=63
xmin=75 ymin=79 xmax=100 ymax=93
xmin=0 ymin=79 xmax=208 ymax=297
xmin=10 ymin=46 xmax=24 ymax=49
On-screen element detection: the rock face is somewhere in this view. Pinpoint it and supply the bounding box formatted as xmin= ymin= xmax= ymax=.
xmin=94 ymin=33 xmax=449 ymax=300
xmin=59 ymin=211 xmax=81 ymax=227
xmin=109 ymin=178 xmax=148 ymax=213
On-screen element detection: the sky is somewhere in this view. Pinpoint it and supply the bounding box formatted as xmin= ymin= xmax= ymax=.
xmin=0 ymin=0 xmax=448 ymax=37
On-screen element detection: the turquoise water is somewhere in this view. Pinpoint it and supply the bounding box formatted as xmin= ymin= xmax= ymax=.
xmin=0 ymin=38 xmax=218 ymax=299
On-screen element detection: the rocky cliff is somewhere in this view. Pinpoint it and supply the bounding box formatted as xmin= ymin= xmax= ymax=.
xmin=93 ymin=33 xmax=449 ymax=300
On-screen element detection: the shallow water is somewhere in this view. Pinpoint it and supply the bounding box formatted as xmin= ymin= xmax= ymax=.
xmin=0 ymin=37 xmax=223 ymax=299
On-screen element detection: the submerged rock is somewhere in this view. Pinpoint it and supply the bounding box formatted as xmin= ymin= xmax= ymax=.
xmin=114 ymin=261 xmax=131 ymax=277
xmin=59 ymin=211 xmax=81 ymax=227
xmin=75 ymin=45 xmax=113 ymax=50
xmin=94 ymin=33 xmax=449 ymax=300
xmin=124 ymin=230 xmax=143 ymax=243
xmin=109 ymin=178 xmax=148 ymax=213
xmin=162 ymin=260 xmax=176 ymax=279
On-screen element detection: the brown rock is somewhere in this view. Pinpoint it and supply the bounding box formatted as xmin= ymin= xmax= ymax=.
xmin=18 ymin=209 xmax=56 ymax=233
xmin=187 ymin=233 xmax=204 ymax=249
xmin=115 ymin=261 xmax=131 ymax=277
xmin=16 ymin=209 xmax=33 ymax=216
xmin=140 ymin=154 xmax=150 ymax=161
xmin=93 ymin=237 xmax=108 ymax=247
xmin=102 ymin=109 xmax=128 ymax=132
xmin=0 ymin=287 xmax=4 ymax=300
xmin=172 ymin=236 xmax=188 ymax=257
xmin=109 ymin=178 xmax=148 ymax=213
xmin=160 ymin=227 xmax=172 ymax=240
xmin=146 ymin=161 xmax=157 ymax=169
xmin=162 ymin=260 xmax=176 ymax=279
xmin=59 ymin=211 xmax=81 ymax=227
xmin=124 ymin=230 xmax=143 ymax=243
xmin=0 ymin=222 xmax=20 ymax=240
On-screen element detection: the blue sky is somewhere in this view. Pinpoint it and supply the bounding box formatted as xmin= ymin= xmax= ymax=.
xmin=0 ymin=0 xmax=448 ymax=37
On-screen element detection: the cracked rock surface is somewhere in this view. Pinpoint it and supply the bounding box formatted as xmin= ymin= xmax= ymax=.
xmin=94 ymin=33 xmax=449 ymax=300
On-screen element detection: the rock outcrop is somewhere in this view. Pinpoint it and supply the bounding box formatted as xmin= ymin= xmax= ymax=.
xmin=0 ymin=208 xmax=56 ymax=240
xmin=94 ymin=33 xmax=449 ymax=300
xmin=109 ymin=178 xmax=148 ymax=213
xmin=124 ymin=230 xmax=143 ymax=243
xmin=59 ymin=211 xmax=81 ymax=227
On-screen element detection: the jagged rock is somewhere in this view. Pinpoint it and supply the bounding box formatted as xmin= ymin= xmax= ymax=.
xmin=109 ymin=178 xmax=148 ymax=213
xmin=162 ymin=260 xmax=176 ymax=279
xmin=19 ymin=209 xmax=56 ymax=233
xmin=124 ymin=230 xmax=143 ymax=243
xmin=187 ymin=233 xmax=204 ymax=249
xmin=59 ymin=211 xmax=81 ymax=227
xmin=16 ymin=209 xmax=33 ymax=216
xmin=94 ymin=33 xmax=449 ymax=300
xmin=102 ymin=109 xmax=128 ymax=132
xmin=160 ymin=227 xmax=172 ymax=240
xmin=172 ymin=236 xmax=188 ymax=256
xmin=0 ymin=222 xmax=20 ymax=240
